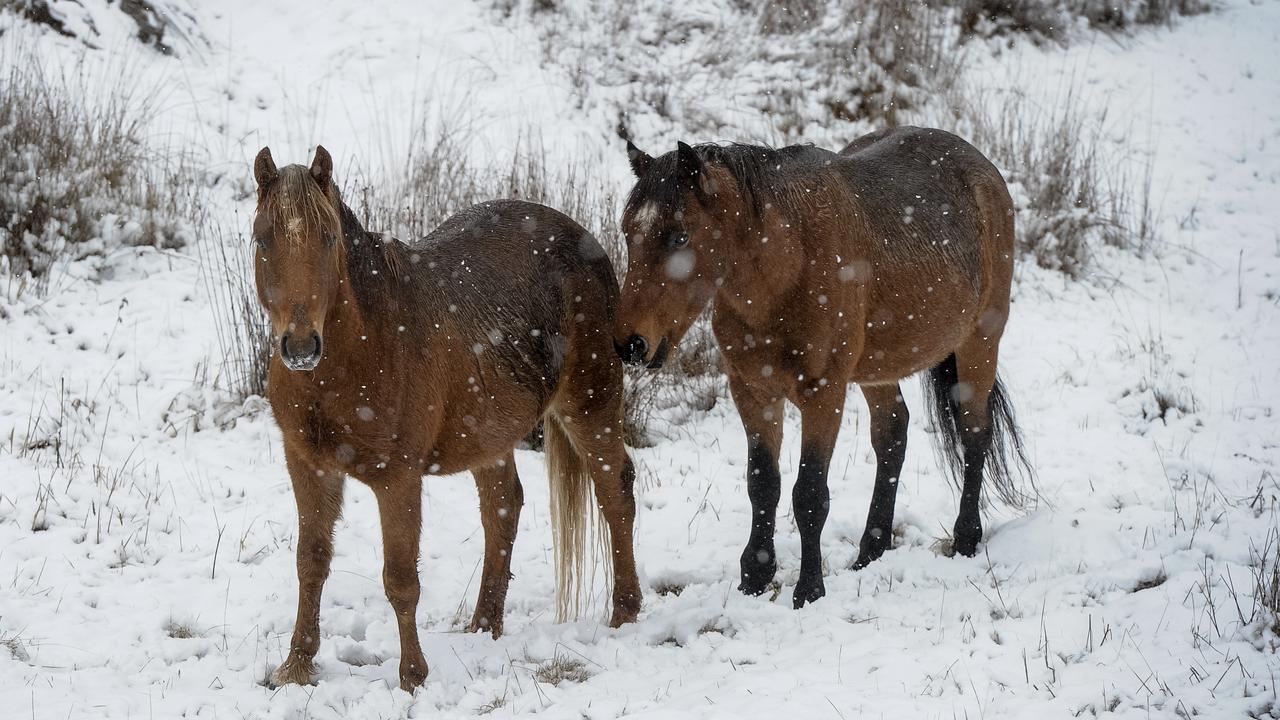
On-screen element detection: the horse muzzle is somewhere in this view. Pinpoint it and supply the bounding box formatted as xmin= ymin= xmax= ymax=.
xmin=280 ymin=330 xmax=323 ymax=372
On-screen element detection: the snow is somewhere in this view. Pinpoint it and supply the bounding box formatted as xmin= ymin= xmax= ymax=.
xmin=1 ymin=0 xmax=1279 ymax=718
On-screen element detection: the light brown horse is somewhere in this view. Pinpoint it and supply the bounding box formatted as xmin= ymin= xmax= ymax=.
xmin=613 ymin=127 xmax=1033 ymax=608
xmin=251 ymin=146 xmax=640 ymax=691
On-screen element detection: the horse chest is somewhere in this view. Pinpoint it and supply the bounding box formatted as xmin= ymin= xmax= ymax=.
xmin=275 ymin=380 xmax=417 ymax=477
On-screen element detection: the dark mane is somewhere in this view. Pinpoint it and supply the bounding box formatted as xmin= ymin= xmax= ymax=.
xmin=336 ymin=201 xmax=408 ymax=316
xmin=627 ymin=142 xmax=823 ymax=220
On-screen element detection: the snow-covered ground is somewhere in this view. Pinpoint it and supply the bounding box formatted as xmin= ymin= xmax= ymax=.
xmin=1 ymin=1 xmax=1278 ymax=718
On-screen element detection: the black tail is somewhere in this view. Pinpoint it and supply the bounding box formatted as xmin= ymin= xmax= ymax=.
xmin=923 ymin=354 xmax=1036 ymax=508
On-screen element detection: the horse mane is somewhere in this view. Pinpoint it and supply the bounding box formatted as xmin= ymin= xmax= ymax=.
xmin=336 ymin=201 xmax=409 ymax=316
xmin=627 ymin=142 xmax=822 ymax=221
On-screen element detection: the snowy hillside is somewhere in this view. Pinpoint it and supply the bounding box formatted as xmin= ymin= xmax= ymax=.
xmin=1 ymin=1 xmax=1278 ymax=718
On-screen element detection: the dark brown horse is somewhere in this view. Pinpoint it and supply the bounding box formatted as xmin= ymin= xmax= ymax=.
xmin=613 ymin=127 xmax=1032 ymax=608
xmin=251 ymin=146 xmax=640 ymax=691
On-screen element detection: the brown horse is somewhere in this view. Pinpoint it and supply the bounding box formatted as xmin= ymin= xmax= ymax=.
xmin=251 ymin=145 xmax=640 ymax=691
xmin=613 ymin=127 xmax=1033 ymax=608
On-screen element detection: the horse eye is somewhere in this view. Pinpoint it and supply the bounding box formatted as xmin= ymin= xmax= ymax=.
xmin=253 ymin=236 xmax=267 ymax=250
xmin=323 ymin=231 xmax=336 ymax=247
xmin=670 ymin=232 xmax=689 ymax=248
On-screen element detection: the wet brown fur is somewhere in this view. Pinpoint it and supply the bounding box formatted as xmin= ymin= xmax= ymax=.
xmin=615 ymin=127 xmax=1032 ymax=608
xmin=252 ymin=146 xmax=640 ymax=692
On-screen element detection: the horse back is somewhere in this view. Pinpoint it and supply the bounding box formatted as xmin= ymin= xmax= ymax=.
xmin=413 ymin=200 xmax=617 ymax=402
xmin=835 ymin=126 xmax=1012 ymax=295
xmin=420 ymin=200 xmax=616 ymax=304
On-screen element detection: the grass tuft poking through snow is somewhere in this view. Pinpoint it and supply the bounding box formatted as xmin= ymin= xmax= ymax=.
xmin=531 ymin=652 xmax=593 ymax=685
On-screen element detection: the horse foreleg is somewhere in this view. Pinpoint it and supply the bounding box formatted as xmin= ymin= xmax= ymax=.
xmin=272 ymin=447 xmax=343 ymax=687
xmin=726 ymin=372 xmax=786 ymax=597
xmin=792 ymin=381 xmax=847 ymax=608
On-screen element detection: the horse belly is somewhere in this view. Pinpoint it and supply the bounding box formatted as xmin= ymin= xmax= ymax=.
xmin=850 ymin=272 xmax=980 ymax=383
xmin=425 ymin=390 xmax=544 ymax=475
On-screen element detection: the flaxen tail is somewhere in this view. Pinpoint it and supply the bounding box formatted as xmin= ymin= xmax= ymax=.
xmin=543 ymin=415 xmax=611 ymax=622
xmin=923 ymin=354 xmax=1036 ymax=508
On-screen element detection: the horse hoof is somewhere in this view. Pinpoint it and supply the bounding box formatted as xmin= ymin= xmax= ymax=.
xmin=737 ymin=576 xmax=772 ymax=597
xmin=270 ymin=654 xmax=317 ymax=687
xmin=952 ymin=536 xmax=981 ymax=558
xmin=739 ymin=544 xmax=777 ymax=596
xmin=852 ymin=541 xmax=888 ymax=570
xmin=792 ymin=577 xmax=826 ymax=609
xmin=467 ymin=613 xmax=503 ymax=639
xmin=606 ymin=585 xmax=642 ymax=627
xmin=609 ymin=606 xmax=640 ymax=628
xmin=398 ymin=659 xmax=429 ymax=692
xmin=467 ymin=621 xmax=503 ymax=639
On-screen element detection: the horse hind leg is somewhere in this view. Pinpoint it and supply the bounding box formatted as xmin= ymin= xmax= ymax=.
xmin=942 ymin=333 xmax=1005 ymax=558
xmin=952 ymin=368 xmax=996 ymax=554
xmin=469 ymin=452 xmax=524 ymax=638
xmin=546 ymin=401 xmax=641 ymax=627
xmin=852 ymin=382 xmax=909 ymax=570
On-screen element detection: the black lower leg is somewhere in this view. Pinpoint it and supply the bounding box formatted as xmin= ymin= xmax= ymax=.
xmin=854 ymin=400 xmax=908 ymax=569
xmin=855 ymin=435 xmax=906 ymax=563
xmin=739 ymin=437 xmax=781 ymax=595
xmin=953 ymin=420 xmax=992 ymax=557
xmin=792 ymin=444 xmax=830 ymax=608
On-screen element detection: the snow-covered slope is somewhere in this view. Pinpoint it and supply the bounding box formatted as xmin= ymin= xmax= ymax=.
xmin=0 ymin=1 xmax=1277 ymax=718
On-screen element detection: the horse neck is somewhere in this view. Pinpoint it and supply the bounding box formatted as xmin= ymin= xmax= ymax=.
xmin=715 ymin=202 xmax=807 ymax=319
xmin=321 ymin=208 xmax=399 ymax=365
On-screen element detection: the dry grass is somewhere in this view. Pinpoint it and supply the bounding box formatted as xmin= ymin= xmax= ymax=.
xmin=531 ymin=653 xmax=592 ymax=685
xmin=1250 ymin=527 xmax=1280 ymax=637
xmin=1 ymin=631 xmax=30 ymax=662
xmin=518 ymin=0 xmax=965 ymax=139
xmin=164 ymin=619 xmax=201 ymax=639
xmin=959 ymin=0 xmax=1211 ymax=41
xmin=927 ymin=79 xmax=1159 ymax=278
xmin=0 ymin=34 xmax=194 ymax=297
xmin=757 ymin=0 xmax=964 ymax=132
xmin=620 ymin=319 xmax=723 ymax=447
xmin=351 ymin=124 xmax=622 ymax=271
xmin=197 ymin=220 xmax=270 ymax=402
xmin=476 ymin=694 xmax=508 ymax=714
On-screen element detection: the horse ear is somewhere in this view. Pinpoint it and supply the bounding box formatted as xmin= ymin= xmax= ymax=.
xmin=676 ymin=141 xmax=709 ymax=196
xmin=626 ymin=140 xmax=653 ymax=177
xmin=310 ymin=144 xmax=333 ymax=187
xmin=253 ymin=147 xmax=277 ymax=191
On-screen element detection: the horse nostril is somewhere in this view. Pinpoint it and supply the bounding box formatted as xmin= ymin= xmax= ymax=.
xmin=614 ymin=334 xmax=648 ymax=365
xmin=629 ymin=335 xmax=648 ymax=360
xmin=280 ymin=332 xmax=292 ymax=358
xmin=307 ymin=331 xmax=322 ymax=359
